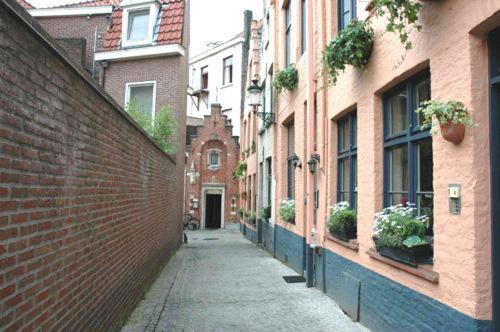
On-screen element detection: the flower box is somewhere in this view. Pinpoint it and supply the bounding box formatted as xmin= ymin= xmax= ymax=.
xmin=374 ymin=238 xmax=432 ymax=267
xmin=329 ymin=224 xmax=357 ymax=242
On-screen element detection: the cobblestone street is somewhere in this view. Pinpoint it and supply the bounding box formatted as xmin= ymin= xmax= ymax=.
xmin=121 ymin=224 xmax=369 ymax=332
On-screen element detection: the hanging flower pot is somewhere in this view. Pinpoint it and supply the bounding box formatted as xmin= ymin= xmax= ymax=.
xmin=439 ymin=121 xmax=465 ymax=145
xmin=416 ymin=100 xmax=478 ymax=145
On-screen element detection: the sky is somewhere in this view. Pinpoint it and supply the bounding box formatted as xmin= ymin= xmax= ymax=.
xmin=189 ymin=0 xmax=263 ymax=56
xmin=27 ymin=0 xmax=264 ymax=57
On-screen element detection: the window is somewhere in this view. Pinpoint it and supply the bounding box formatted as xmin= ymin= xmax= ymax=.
xmin=126 ymin=81 xmax=156 ymax=121
xmin=208 ymin=150 xmax=220 ymax=168
xmin=201 ymin=66 xmax=208 ymax=90
xmin=284 ymin=2 xmax=291 ymax=67
xmin=223 ymin=56 xmax=233 ymax=85
xmin=186 ymin=125 xmax=198 ymax=146
xmin=338 ymin=0 xmax=356 ymax=31
xmin=337 ymin=112 xmax=357 ymax=209
xmin=286 ymin=121 xmax=295 ymax=199
xmin=127 ymin=9 xmax=149 ymax=42
xmin=383 ymin=71 xmax=433 ymax=218
xmin=301 ymin=0 xmax=307 ymax=55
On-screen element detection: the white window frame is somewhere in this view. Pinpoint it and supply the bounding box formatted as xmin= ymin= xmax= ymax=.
xmin=125 ymin=80 xmax=157 ymax=124
xmin=207 ymin=149 xmax=221 ymax=170
xmin=121 ymin=2 xmax=159 ymax=48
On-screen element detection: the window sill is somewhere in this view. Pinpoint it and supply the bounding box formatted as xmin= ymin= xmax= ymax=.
xmin=208 ymin=166 xmax=220 ymax=171
xmin=367 ymin=248 xmax=439 ymax=284
xmin=221 ymin=83 xmax=233 ymax=89
xmin=325 ymin=234 xmax=359 ymax=251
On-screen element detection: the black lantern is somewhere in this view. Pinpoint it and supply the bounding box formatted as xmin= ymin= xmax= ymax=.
xmin=291 ymin=154 xmax=302 ymax=169
xmin=307 ymin=153 xmax=321 ymax=174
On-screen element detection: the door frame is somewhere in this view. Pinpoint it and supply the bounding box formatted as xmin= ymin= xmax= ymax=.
xmin=489 ymin=28 xmax=500 ymax=329
xmin=201 ymin=185 xmax=225 ymax=229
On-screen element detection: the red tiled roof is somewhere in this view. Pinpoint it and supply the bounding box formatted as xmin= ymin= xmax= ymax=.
xmin=156 ymin=0 xmax=184 ymax=45
xmin=102 ymin=0 xmax=184 ymax=51
xmin=16 ymin=0 xmax=33 ymax=9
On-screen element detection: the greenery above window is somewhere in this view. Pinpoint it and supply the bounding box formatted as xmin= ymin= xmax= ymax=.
xmin=416 ymin=100 xmax=477 ymax=133
xmin=274 ymin=65 xmax=298 ymax=93
xmin=234 ymin=161 xmax=247 ymax=179
xmin=373 ymin=0 xmax=423 ymax=50
xmin=126 ymin=100 xmax=177 ymax=155
xmin=279 ymin=199 xmax=295 ymax=223
xmin=327 ymin=202 xmax=356 ymax=233
xmin=322 ymin=20 xmax=374 ymax=85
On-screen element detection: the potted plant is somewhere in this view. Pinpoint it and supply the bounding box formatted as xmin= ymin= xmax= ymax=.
xmin=247 ymin=212 xmax=256 ymax=225
xmin=279 ymin=199 xmax=295 ymax=224
xmin=372 ymin=0 xmax=423 ymax=50
xmin=416 ymin=100 xmax=477 ymax=145
xmin=373 ymin=204 xmax=432 ymax=266
xmin=323 ymin=20 xmax=374 ymax=85
xmin=238 ymin=208 xmax=245 ymax=219
xmin=274 ymin=65 xmax=298 ymax=93
xmin=235 ymin=161 xmax=247 ymax=179
xmin=260 ymin=206 xmax=271 ymax=220
xmin=327 ymin=202 xmax=357 ymax=241
xmin=240 ymin=191 xmax=247 ymax=200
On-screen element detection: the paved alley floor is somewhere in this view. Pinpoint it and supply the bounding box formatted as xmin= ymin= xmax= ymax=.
xmin=121 ymin=224 xmax=369 ymax=332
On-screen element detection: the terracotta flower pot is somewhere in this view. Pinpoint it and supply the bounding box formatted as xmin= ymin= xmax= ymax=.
xmin=440 ymin=121 xmax=465 ymax=145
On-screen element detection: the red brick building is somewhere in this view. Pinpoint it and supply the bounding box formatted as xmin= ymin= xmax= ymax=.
xmin=20 ymin=0 xmax=189 ymax=177
xmin=185 ymin=104 xmax=239 ymax=229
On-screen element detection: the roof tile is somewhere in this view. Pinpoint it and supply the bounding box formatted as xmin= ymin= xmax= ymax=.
xmin=101 ymin=0 xmax=184 ymax=51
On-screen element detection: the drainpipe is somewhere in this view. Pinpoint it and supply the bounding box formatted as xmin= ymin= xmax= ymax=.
xmin=305 ymin=0 xmax=316 ymax=287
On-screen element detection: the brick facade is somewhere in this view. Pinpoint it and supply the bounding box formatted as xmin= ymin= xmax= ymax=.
xmin=0 ymin=1 xmax=182 ymax=330
xmin=185 ymin=104 xmax=239 ymax=228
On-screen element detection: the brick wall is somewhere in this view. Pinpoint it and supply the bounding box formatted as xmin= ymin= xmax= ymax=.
xmin=0 ymin=1 xmax=182 ymax=330
xmin=36 ymin=15 xmax=108 ymax=71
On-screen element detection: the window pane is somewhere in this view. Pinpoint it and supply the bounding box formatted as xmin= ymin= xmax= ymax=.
xmin=353 ymin=156 xmax=357 ymax=209
xmin=416 ymin=79 xmax=431 ymax=126
xmin=388 ymin=91 xmax=408 ymax=135
xmin=130 ymin=85 xmax=154 ymax=117
xmin=128 ymin=10 xmax=149 ymax=41
xmin=417 ymin=139 xmax=433 ymax=192
xmin=338 ymin=158 xmax=350 ymax=203
xmin=339 ymin=119 xmax=350 ymax=151
xmin=389 ymin=145 xmax=408 ymax=196
xmin=352 ymin=115 xmax=357 ymax=147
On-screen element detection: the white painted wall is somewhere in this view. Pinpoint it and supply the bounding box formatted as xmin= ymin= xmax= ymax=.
xmin=257 ymin=0 xmax=275 ymax=224
xmin=187 ymin=36 xmax=245 ymax=137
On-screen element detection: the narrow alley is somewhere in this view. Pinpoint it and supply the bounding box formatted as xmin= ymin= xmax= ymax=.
xmin=121 ymin=225 xmax=368 ymax=332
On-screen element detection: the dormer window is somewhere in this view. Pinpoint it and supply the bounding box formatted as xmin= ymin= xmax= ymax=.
xmin=127 ymin=9 xmax=149 ymax=41
xmin=121 ymin=0 xmax=160 ymax=48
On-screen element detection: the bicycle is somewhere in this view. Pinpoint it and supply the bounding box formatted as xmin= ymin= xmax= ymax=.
xmin=183 ymin=214 xmax=200 ymax=231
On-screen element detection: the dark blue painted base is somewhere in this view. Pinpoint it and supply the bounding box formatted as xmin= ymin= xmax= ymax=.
xmin=244 ymin=224 xmax=258 ymax=243
xmin=274 ymin=224 xmax=305 ymax=275
xmin=260 ymin=220 xmax=274 ymax=255
xmin=314 ymin=248 xmax=492 ymax=332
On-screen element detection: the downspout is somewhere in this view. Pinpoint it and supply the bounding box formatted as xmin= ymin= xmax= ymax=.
xmin=305 ymin=0 xmax=316 ymax=287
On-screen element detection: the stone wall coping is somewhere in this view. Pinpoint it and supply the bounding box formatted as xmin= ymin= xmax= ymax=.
xmin=325 ymin=233 xmax=359 ymax=252
xmin=0 ymin=0 xmax=176 ymax=164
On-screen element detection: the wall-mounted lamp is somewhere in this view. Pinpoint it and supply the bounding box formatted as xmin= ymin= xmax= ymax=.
xmin=291 ymin=154 xmax=302 ymax=169
xmin=248 ymin=79 xmax=263 ymax=107
xmin=248 ymin=79 xmax=275 ymax=127
xmin=307 ymin=153 xmax=321 ymax=174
